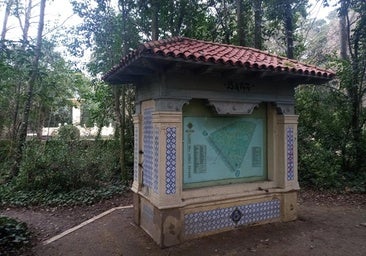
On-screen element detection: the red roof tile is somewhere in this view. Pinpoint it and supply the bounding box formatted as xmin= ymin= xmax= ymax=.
xmin=103 ymin=37 xmax=335 ymax=82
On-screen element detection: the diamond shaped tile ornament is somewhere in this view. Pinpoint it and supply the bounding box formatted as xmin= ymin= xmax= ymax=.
xmin=286 ymin=127 xmax=295 ymax=181
xmin=184 ymin=199 xmax=280 ymax=236
xmin=230 ymin=208 xmax=243 ymax=224
xmin=166 ymin=127 xmax=177 ymax=194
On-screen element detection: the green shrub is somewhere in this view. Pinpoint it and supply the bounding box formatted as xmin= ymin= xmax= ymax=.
xmin=0 ymin=133 xmax=134 ymax=206
xmin=0 ymin=216 xmax=31 ymax=255
xmin=57 ymin=125 xmax=80 ymax=140
xmin=0 ymin=140 xmax=12 ymax=162
xmin=296 ymin=85 xmax=366 ymax=192
xmin=13 ymin=139 xmax=129 ymax=193
xmin=298 ymin=139 xmax=343 ymax=190
xmin=0 ymin=140 xmax=13 ymax=183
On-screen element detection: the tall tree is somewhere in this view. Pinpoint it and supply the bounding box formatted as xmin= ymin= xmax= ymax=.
xmin=1 ymin=0 xmax=14 ymax=44
xmin=71 ymin=0 xmax=140 ymax=182
xmin=236 ymin=0 xmax=245 ymax=46
xmin=253 ymin=0 xmax=263 ymax=49
xmin=12 ymin=0 xmax=46 ymax=177
xmin=337 ymin=0 xmax=366 ymax=173
xmin=207 ymin=0 xmax=236 ymax=44
xmin=296 ymin=0 xmax=366 ymax=190
xmin=339 ymin=0 xmax=349 ymax=60
xmin=151 ymin=0 xmax=159 ymax=40
xmin=284 ymin=1 xmax=294 ymax=58
xmin=265 ymin=0 xmax=308 ymax=59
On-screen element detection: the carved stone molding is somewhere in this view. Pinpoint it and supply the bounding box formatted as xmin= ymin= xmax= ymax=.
xmin=208 ymin=100 xmax=259 ymax=115
xmin=155 ymin=98 xmax=190 ymax=112
xmin=275 ymin=102 xmax=295 ymax=115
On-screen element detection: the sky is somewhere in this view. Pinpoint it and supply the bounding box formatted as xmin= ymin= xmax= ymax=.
xmin=1 ymin=0 xmax=336 ymax=66
xmin=1 ymin=1 xmax=77 ymax=41
xmin=2 ymin=0 xmax=337 ymax=40
xmin=309 ymin=0 xmax=337 ymax=20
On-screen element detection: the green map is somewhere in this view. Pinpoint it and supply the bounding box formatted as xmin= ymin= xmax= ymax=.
xmin=207 ymin=120 xmax=256 ymax=173
xmin=183 ymin=116 xmax=266 ymax=186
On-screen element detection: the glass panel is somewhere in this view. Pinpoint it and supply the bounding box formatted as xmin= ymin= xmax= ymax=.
xmin=183 ymin=100 xmax=267 ymax=188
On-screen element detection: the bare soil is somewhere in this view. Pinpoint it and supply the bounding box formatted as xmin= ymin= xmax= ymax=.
xmin=0 ymin=192 xmax=133 ymax=249
xmin=1 ymin=190 xmax=365 ymax=256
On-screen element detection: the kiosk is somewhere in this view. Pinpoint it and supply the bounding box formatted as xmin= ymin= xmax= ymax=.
xmin=103 ymin=37 xmax=334 ymax=247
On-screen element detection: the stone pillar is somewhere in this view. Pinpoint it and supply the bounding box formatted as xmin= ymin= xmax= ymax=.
xmin=154 ymin=112 xmax=183 ymax=247
xmin=138 ymin=111 xmax=183 ymax=247
xmin=276 ymin=114 xmax=299 ymax=190
xmin=132 ymin=114 xmax=142 ymax=194
xmin=276 ymin=114 xmax=299 ymax=222
xmin=153 ymin=112 xmax=182 ymax=207
xmin=72 ymin=106 xmax=81 ymax=125
xmin=132 ymin=114 xmax=142 ymax=225
xmin=134 ymin=99 xmax=185 ymax=247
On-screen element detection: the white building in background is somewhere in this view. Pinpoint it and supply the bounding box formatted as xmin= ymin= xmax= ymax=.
xmin=72 ymin=104 xmax=81 ymax=126
xmin=41 ymin=99 xmax=115 ymax=139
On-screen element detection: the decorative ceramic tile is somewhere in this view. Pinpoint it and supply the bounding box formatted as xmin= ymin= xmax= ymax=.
xmin=133 ymin=125 xmax=139 ymax=182
xmin=184 ymin=199 xmax=281 ymax=236
xmin=141 ymin=202 xmax=154 ymax=235
xmin=166 ymin=127 xmax=177 ymax=194
xmin=143 ymin=108 xmax=154 ymax=188
xmin=142 ymin=202 xmax=154 ymax=222
xmin=286 ymin=127 xmax=295 ymax=181
xmin=153 ymin=128 xmax=159 ymax=193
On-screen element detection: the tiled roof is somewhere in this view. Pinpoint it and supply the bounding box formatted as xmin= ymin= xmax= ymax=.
xmin=103 ymin=37 xmax=335 ymax=82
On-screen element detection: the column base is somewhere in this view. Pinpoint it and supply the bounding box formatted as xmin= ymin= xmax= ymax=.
xmin=133 ymin=190 xmax=298 ymax=248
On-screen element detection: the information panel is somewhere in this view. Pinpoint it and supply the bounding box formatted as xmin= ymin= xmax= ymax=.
xmin=183 ymin=106 xmax=266 ymax=188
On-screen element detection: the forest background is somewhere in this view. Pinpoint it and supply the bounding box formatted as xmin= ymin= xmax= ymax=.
xmin=0 ymin=0 xmax=365 ymax=209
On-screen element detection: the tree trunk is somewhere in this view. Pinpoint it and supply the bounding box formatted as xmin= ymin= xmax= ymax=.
xmin=113 ymin=86 xmax=127 ymax=182
xmin=339 ymin=1 xmax=348 ymax=60
xmin=174 ymin=1 xmax=186 ymax=36
xmin=236 ymin=0 xmax=245 ymax=46
xmin=11 ymin=84 xmax=21 ymax=141
xmin=1 ymin=0 xmax=14 ymax=44
xmin=253 ymin=0 xmax=262 ymax=50
xmin=119 ymin=0 xmax=128 ymax=54
xmin=12 ymin=0 xmax=46 ymax=178
xmin=151 ymin=0 xmax=159 ymax=40
xmin=284 ymin=1 xmax=294 ymax=59
xmin=10 ymin=0 xmax=33 ymax=142
xmin=15 ymin=0 xmax=33 ymax=43
xmin=121 ymin=86 xmax=127 ymax=181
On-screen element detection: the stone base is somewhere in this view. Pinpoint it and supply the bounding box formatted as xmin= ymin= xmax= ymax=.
xmin=134 ymin=190 xmax=298 ymax=248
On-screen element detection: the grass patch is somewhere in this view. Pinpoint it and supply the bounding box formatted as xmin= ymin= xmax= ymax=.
xmin=0 ymin=182 xmax=128 ymax=207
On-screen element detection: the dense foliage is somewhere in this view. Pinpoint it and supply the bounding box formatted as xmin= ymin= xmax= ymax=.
xmin=0 ymin=183 xmax=128 ymax=207
xmin=0 ymin=138 xmax=132 ymax=208
xmin=0 ymin=216 xmax=31 ymax=255
xmin=296 ymin=84 xmax=366 ymax=192
xmin=295 ymin=1 xmax=366 ymax=192
xmin=0 ymin=139 xmax=132 ymax=192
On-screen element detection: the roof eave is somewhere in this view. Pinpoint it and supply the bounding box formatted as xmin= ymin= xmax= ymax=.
xmin=103 ymin=56 xmax=335 ymax=86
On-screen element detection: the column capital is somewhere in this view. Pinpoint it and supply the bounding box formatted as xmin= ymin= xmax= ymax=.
xmin=274 ymin=102 xmax=295 ymax=115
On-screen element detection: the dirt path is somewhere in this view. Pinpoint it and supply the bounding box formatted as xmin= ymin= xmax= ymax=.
xmin=1 ymin=190 xmax=365 ymax=256
xmin=0 ymin=192 xmax=133 ymax=243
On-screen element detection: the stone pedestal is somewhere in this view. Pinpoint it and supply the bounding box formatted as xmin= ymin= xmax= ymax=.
xmin=132 ymin=98 xmax=299 ymax=247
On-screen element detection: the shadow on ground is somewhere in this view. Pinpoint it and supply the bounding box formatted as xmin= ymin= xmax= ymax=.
xmin=34 ymin=201 xmax=366 ymax=256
